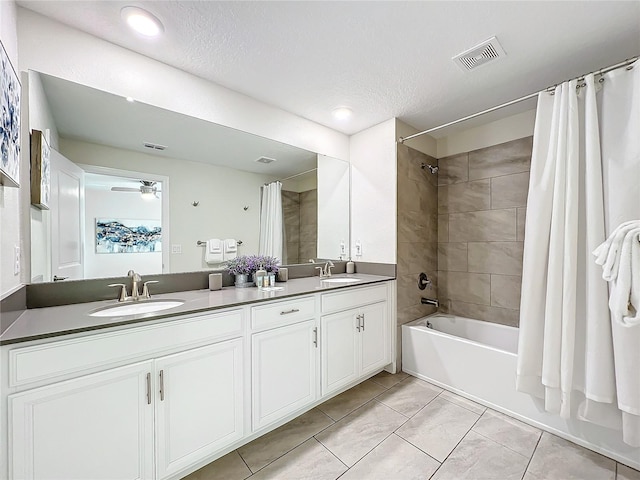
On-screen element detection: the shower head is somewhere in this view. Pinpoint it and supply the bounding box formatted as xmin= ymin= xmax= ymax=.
xmin=421 ymin=163 xmax=439 ymax=174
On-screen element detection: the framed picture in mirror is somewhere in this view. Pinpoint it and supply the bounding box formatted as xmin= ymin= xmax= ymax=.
xmin=30 ymin=129 xmax=51 ymax=209
xmin=0 ymin=39 xmax=21 ymax=187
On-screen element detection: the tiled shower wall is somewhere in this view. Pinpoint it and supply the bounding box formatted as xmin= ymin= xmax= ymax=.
xmin=283 ymin=189 xmax=317 ymax=265
xmin=396 ymin=144 xmax=439 ymax=330
xmin=437 ymin=137 xmax=532 ymax=326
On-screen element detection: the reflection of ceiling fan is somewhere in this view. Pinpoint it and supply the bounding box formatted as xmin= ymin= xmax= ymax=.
xmin=111 ymin=180 xmax=160 ymax=199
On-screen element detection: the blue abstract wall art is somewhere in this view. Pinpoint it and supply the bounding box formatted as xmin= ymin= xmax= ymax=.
xmin=96 ymin=218 xmax=162 ymax=254
xmin=0 ymin=39 xmax=21 ymax=187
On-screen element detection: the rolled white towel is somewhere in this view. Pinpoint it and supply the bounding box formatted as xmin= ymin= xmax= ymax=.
xmin=594 ymin=220 xmax=640 ymax=281
xmin=608 ymin=227 xmax=640 ymax=327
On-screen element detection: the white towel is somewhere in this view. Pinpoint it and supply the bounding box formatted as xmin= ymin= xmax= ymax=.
xmin=223 ymin=239 xmax=238 ymax=261
xmin=205 ymin=239 xmax=223 ymax=264
xmin=594 ymin=220 xmax=640 ymax=281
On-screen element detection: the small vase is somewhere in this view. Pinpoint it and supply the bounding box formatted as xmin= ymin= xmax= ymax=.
xmin=234 ymin=273 xmax=253 ymax=288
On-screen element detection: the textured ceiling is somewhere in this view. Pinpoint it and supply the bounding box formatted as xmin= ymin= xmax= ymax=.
xmin=18 ymin=1 xmax=640 ymax=136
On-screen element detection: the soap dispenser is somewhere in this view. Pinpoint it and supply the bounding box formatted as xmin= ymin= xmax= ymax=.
xmin=255 ymin=267 xmax=267 ymax=289
xmin=346 ymin=258 xmax=355 ymax=274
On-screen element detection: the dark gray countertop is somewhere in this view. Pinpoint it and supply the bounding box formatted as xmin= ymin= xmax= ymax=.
xmin=0 ymin=274 xmax=393 ymax=345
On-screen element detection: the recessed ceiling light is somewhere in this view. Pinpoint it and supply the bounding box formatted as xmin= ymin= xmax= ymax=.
xmin=126 ymin=96 xmax=135 ymax=103
xmin=332 ymin=107 xmax=352 ymax=120
xmin=121 ymin=6 xmax=164 ymax=37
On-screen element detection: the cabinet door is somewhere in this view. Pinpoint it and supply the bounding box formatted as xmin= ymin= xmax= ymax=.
xmin=252 ymin=319 xmax=317 ymax=431
xmin=321 ymin=310 xmax=359 ymax=396
xmin=9 ymin=361 xmax=154 ymax=480
xmin=359 ymin=302 xmax=389 ymax=376
xmin=155 ymin=339 xmax=243 ymax=480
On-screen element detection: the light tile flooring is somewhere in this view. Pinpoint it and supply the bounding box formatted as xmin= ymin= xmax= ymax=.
xmin=184 ymin=372 xmax=640 ymax=480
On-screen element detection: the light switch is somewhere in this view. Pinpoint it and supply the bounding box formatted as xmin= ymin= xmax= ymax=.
xmin=355 ymin=240 xmax=362 ymax=257
xmin=171 ymin=244 xmax=182 ymax=254
xmin=14 ymin=245 xmax=21 ymax=275
xmin=340 ymin=241 xmax=346 ymax=255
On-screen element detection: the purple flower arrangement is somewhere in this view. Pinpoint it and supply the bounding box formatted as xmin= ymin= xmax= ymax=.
xmin=225 ymin=255 xmax=280 ymax=275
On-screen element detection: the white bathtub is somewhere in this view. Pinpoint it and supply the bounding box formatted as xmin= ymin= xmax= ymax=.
xmin=402 ymin=313 xmax=640 ymax=470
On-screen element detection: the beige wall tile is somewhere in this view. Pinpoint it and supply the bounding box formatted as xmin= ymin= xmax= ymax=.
xmin=397 ymin=303 xmax=437 ymax=325
xmin=438 ymin=214 xmax=449 ymax=242
xmin=438 ymin=152 xmax=468 ymax=185
xmin=491 ymin=172 xmax=530 ymax=209
xmin=468 ymin=242 xmax=523 ymax=275
xmin=398 ymin=143 xmax=439 ymax=186
xmin=468 ymin=136 xmax=533 ymax=180
xmin=398 ymin=242 xmax=438 ymax=275
xmin=399 ymin=210 xmax=428 ymax=243
xmin=491 ymin=275 xmax=522 ymax=309
xmin=449 ymin=301 xmax=520 ymax=327
xmin=439 ymin=271 xmax=490 ymax=305
xmin=449 ymin=209 xmax=516 ymax=242
xmin=438 ymin=243 xmax=468 ymax=272
xmin=438 ymin=179 xmax=491 ymax=214
xmin=517 ymin=207 xmax=526 ymax=241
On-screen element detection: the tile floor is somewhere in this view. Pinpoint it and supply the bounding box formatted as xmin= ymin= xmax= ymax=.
xmin=184 ymin=372 xmax=640 ymax=480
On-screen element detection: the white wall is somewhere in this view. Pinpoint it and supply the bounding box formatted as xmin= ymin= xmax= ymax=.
xmin=317 ymin=155 xmax=350 ymax=260
xmin=350 ymin=119 xmax=397 ymax=264
xmin=0 ymin=0 xmax=25 ymax=297
xmin=84 ymin=188 xmax=162 ymax=278
xmin=60 ymin=138 xmax=277 ymax=273
xmin=27 ymin=70 xmax=59 ymax=283
xmin=16 ymin=9 xmax=349 ymax=161
xmin=436 ymin=109 xmax=536 ymax=158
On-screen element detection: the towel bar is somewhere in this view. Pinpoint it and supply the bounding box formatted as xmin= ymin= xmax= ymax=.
xmin=197 ymin=240 xmax=243 ymax=246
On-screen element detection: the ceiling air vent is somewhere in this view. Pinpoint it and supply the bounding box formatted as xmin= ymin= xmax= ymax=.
xmin=452 ymin=36 xmax=506 ymax=72
xmin=255 ymin=156 xmax=276 ymax=164
xmin=143 ymin=142 xmax=167 ymax=151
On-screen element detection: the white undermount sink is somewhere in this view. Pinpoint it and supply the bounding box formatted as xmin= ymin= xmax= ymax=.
xmin=321 ymin=277 xmax=361 ymax=284
xmin=89 ymin=300 xmax=185 ymax=317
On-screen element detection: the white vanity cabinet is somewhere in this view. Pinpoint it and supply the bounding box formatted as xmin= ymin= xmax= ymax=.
xmin=155 ymin=339 xmax=243 ymax=480
xmin=320 ymin=284 xmax=389 ymax=396
xmin=5 ymin=309 xmax=244 ymax=480
xmin=9 ymin=361 xmax=155 ymax=480
xmin=250 ymin=296 xmax=318 ymax=432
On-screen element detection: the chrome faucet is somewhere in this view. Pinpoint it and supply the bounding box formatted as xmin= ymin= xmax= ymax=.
xmin=421 ymin=297 xmax=439 ymax=308
xmin=316 ymin=261 xmax=335 ymax=278
xmin=128 ymin=270 xmax=142 ymax=301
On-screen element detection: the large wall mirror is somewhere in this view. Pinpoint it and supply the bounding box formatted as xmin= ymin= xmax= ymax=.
xmin=28 ymin=71 xmax=350 ymax=283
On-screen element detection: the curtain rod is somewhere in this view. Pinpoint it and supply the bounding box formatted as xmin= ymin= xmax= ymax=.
xmin=398 ymin=56 xmax=638 ymax=144
xmin=277 ymin=168 xmax=317 ymax=183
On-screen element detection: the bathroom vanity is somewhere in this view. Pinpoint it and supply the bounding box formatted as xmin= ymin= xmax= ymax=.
xmin=0 ymin=275 xmax=394 ymax=480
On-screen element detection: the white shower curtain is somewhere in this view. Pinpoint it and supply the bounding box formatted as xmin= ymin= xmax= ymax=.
xmin=259 ymin=181 xmax=284 ymax=262
xmin=517 ymin=61 xmax=640 ymax=446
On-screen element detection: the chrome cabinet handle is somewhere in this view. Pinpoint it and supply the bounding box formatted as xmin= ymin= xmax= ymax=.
xmin=356 ymin=314 xmax=362 ymax=332
xmin=313 ymin=327 xmax=318 ymax=348
xmin=361 ymin=314 xmax=365 ymax=332
xmin=159 ymin=369 xmax=165 ymax=401
xmin=146 ymin=372 xmax=151 ymax=405
xmin=280 ymin=308 xmax=300 ymax=315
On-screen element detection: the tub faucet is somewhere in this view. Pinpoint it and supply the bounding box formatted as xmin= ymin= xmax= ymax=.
xmin=421 ymin=297 xmax=439 ymax=308
xmin=128 ymin=270 xmax=142 ymax=301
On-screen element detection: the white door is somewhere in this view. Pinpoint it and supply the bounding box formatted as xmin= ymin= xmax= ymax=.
xmin=321 ymin=309 xmax=359 ymax=396
xmin=9 ymin=361 xmax=154 ymax=480
xmin=252 ymin=319 xmax=317 ymax=431
xmin=359 ymin=302 xmax=389 ymax=376
xmin=155 ymin=339 xmax=243 ymax=480
xmin=50 ymin=149 xmax=84 ymax=281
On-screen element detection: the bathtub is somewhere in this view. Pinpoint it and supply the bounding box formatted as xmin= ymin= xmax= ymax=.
xmin=402 ymin=313 xmax=640 ymax=470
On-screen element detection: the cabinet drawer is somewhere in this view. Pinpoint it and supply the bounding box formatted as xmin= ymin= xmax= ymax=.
xmin=321 ymin=283 xmax=387 ymax=314
xmin=9 ymin=309 xmax=242 ymax=388
xmin=251 ymin=296 xmax=316 ymax=331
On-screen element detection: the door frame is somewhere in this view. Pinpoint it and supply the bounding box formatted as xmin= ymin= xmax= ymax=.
xmin=78 ymin=164 xmax=171 ymax=274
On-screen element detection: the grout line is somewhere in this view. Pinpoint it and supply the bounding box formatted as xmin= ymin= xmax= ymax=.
xmin=236 ymin=449 xmax=252 ymax=475
xmin=471 ymin=428 xmax=532 ymax=460
xmin=520 ymin=432 xmax=544 ymax=480
xmin=313 ymin=436 xmax=350 ymax=472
